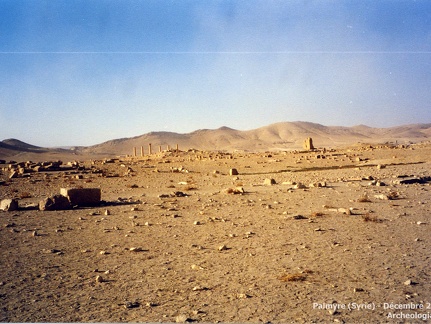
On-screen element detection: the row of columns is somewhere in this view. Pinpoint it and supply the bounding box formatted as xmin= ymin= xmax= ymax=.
xmin=132 ymin=144 xmax=179 ymax=157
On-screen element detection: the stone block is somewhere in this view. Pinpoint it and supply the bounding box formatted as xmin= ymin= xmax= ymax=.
xmin=229 ymin=168 xmax=239 ymax=176
xmin=60 ymin=188 xmax=101 ymax=206
xmin=263 ymin=178 xmax=276 ymax=185
xmin=39 ymin=195 xmax=71 ymax=211
xmin=0 ymin=199 xmax=19 ymax=211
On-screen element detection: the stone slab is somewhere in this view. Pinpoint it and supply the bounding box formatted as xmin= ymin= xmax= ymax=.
xmin=60 ymin=188 xmax=101 ymax=207
xmin=0 ymin=199 xmax=19 ymax=211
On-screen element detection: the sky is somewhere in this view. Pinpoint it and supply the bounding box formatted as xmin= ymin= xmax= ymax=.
xmin=1 ymin=0 xmax=431 ymax=147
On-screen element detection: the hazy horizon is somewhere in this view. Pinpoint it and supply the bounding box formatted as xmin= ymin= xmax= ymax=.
xmin=1 ymin=1 xmax=431 ymax=147
xmin=2 ymin=120 xmax=431 ymax=149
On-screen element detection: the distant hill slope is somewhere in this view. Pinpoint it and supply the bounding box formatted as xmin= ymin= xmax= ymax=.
xmin=1 ymin=138 xmax=43 ymax=150
xmin=82 ymin=121 xmax=431 ymax=155
xmin=2 ymin=122 xmax=431 ymax=161
xmin=0 ymin=138 xmax=48 ymax=157
xmin=0 ymin=138 xmax=78 ymax=162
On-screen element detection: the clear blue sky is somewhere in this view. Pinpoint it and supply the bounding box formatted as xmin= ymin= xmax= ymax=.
xmin=1 ymin=0 xmax=430 ymax=146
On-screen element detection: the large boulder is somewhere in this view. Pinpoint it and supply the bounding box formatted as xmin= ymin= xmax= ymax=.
xmin=60 ymin=188 xmax=101 ymax=207
xmin=39 ymin=195 xmax=71 ymax=211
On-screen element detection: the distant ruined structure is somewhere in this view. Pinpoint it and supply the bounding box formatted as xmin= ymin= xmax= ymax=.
xmin=303 ymin=137 xmax=315 ymax=150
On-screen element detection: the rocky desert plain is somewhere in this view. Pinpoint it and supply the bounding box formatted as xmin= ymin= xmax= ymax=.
xmin=1 ymin=122 xmax=431 ymax=323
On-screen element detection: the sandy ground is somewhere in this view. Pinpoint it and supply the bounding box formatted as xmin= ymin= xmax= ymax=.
xmin=1 ymin=143 xmax=431 ymax=323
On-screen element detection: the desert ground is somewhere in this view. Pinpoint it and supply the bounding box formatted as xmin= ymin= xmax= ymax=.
xmin=1 ymin=141 xmax=431 ymax=323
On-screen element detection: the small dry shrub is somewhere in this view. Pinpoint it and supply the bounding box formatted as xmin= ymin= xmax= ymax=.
xmin=388 ymin=191 xmax=400 ymax=200
xmin=310 ymin=211 xmax=324 ymax=218
xmin=362 ymin=213 xmax=380 ymax=222
xmin=358 ymin=194 xmax=371 ymax=203
xmin=226 ymin=187 xmax=244 ymax=195
xmin=302 ymin=269 xmax=314 ymax=274
xmin=278 ymin=273 xmax=308 ymax=282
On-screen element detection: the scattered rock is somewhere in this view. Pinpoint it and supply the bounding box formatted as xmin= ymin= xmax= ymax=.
xmin=173 ymin=191 xmax=188 ymax=197
xmin=191 ymin=264 xmax=204 ymax=270
xmin=309 ymin=181 xmax=326 ymax=187
xmin=175 ymin=314 xmax=192 ymax=323
xmin=393 ymin=176 xmax=431 ymax=185
xmin=293 ymin=182 xmax=307 ymax=189
xmin=337 ymin=208 xmax=352 ymax=215
xmin=289 ymin=215 xmax=308 ymax=220
xmin=374 ymin=194 xmax=389 ymax=200
xmin=146 ymin=302 xmax=158 ymax=307
xmin=229 ymin=168 xmax=239 ymax=176
xmin=60 ymin=187 xmax=101 ymax=207
xmin=171 ymin=166 xmax=189 ymax=173
xmin=0 ymin=199 xmax=19 ymax=211
xmin=95 ymin=275 xmax=105 ymax=283
xmin=125 ymin=301 xmax=140 ymax=309
xmin=404 ymin=279 xmax=415 ymax=286
xmin=218 ymin=244 xmax=228 ymax=251
xmin=128 ymin=247 xmax=146 ymax=252
xmin=225 ymin=187 xmax=244 ymax=195
xmin=192 ymin=286 xmax=208 ymax=291
xmin=263 ymin=178 xmax=276 ymax=185
xmin=39 ymin=195 xmax=71 ymax=211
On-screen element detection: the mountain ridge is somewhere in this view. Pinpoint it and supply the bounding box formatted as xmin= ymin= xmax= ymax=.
xmin=1 ymin=121 xmax=431 ymax=161
xmin=82 ymin=121 xmax=431 ymax=155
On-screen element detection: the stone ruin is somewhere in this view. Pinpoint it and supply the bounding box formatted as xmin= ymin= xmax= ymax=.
xmin=303 ymin=137 xmax=315 ymax=150
xmin=1 ymin=188 xmax=102 ymax=211
xmin=3 ymin=160 xmax=82 ymax=179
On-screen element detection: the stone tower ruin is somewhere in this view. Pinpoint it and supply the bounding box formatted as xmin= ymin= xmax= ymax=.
xmin=303 ymin=137 xmax=315 ymax=150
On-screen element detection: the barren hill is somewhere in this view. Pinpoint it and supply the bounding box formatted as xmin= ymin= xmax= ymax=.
xmin=0 ymin=139 xmax=94 ymax=162
xmin=84 ymin=121 xmax=431 ymax=156
xmin=1 ymin=122 xmax=431 ymax=162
